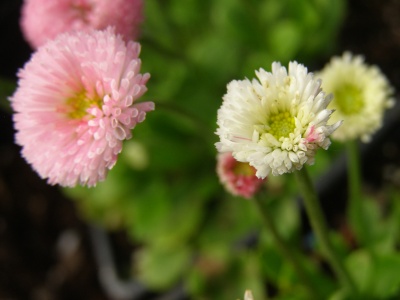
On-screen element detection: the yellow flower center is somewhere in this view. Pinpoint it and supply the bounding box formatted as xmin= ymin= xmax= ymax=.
xmin=66 ymin=92 xmax=101 ymax=119
xmin=233 ymin=162 xmax=254 ymax=176
xmin=268 ymin=111 xmax=295 ymax=139
xmin=333 ymin=84 xmax=364 ymax=115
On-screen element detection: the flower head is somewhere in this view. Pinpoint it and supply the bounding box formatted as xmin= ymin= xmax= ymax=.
xmin=10 ymin=27 xmax=154 ymax=187
xmin=317 ymin=52 xmax=394 ymax=142
xmin=216 ymin=61 xmax=341 ymax=178
xmin=21 ymin=0 xmax=144 ymax=49
xmin=217 ymin=152 xmax=265 ymax=199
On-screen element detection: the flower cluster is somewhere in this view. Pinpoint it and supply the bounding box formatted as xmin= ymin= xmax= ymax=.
xmin=10 ymin=27 xmax=153 ymax=187
xmin=217 ymin=152 xmax=265 ymax=199
xmin=317 ymin=52 xmax=394 ymax=142
xmin=216 ymin=62 xmax=341 ymax=178
xmin=20 ymin=0 xmax=143 ymax=49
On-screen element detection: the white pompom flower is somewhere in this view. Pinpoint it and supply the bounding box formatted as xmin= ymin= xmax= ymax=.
xmin=317 ymin=52 xmax=394 ymax=143
xmin=215 ymin=61 xmax=341 ymax=179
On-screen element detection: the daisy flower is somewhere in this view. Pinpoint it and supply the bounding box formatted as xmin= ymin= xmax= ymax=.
xmin=317 ymin=52 xmax=394 ymax=142
xmin=10 ymin=27 xmax=154 ymax=187
xmin=20 ymin=0 xmax=144 ymax=49
xmin=215 ymin=61 xmax=341 ymax=178
xmin=217 ymin=152 xmax=265 ymax=199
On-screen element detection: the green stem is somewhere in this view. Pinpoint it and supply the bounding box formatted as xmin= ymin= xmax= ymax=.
xmin=252 ymin=195 xmax=318 ymax=299
xmin=294 ymin=167 xmax=358 ymax=296
xmin=346 ymin=140 xmax=366 ymax=243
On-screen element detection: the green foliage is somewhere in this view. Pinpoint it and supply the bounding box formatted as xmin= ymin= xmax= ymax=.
xmin=351 ymin=194 xmax=400 ymax=253
xmin=340 ymin=190 xmax=400 ymax=299
xmin=346 ymin=250 xmax=400 ymax=298
xmin=134 ymin=244 xmax=192 ymax=289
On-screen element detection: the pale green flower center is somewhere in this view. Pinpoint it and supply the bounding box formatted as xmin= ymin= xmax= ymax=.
xmin=268 ymin=111 xmax=295 ymax=139
xmin=66 ymin=92 xmax=101 ymax=119
xmin=233 ymin=162 xmax=254 ymax=176
xmin=334 ymin=84 xmax=364 ymax=115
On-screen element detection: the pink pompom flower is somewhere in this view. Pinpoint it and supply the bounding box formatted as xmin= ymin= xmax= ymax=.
xmin=20 ymin=0 xmax=144 ymax=49
xmin=217 ymin=152 xmax=266 ymax=199
xmin=10 ymin=27 xmax=154 ymax=187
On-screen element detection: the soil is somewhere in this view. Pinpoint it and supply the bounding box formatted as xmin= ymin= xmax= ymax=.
xmin=1 ymin=0 xmax=400 ymax=299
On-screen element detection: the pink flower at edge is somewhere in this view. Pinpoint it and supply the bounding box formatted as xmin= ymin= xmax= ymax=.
xmin=20 ymin=0 xmax=144 ymax=49
xmin=10 ymin=27 xmax=154 ymax=187
xmin=217 ymin=152 xmax=266 ymax=199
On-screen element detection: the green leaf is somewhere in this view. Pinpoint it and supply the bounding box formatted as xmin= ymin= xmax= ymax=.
xmin=63 ymin=159 xmax=137 ymax=228
xmin=346 ymin=250 xmax=372 ymax=294
xmin=124 ymin=173 xmax=218 ymax=248
xmin=134 ymin=244 xmax=192 ymax=289
xmin=351 ymin=196 xmax=400 ymax=253
xmin=196 ymin=194 xmax=260 ymax=249
xmin=346 ymin=250 xmax=400 ymax=298
xmin=271 ymin=196 xmax=300 ymax=239
xmin=371 ymin=253 xmax=400 ymax=298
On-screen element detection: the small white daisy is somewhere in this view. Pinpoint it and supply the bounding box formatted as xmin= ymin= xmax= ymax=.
xmin=216 ymin=61 xmax=341 ymax=178
xmin=318 ymin=52 xmax=394 ymax=142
